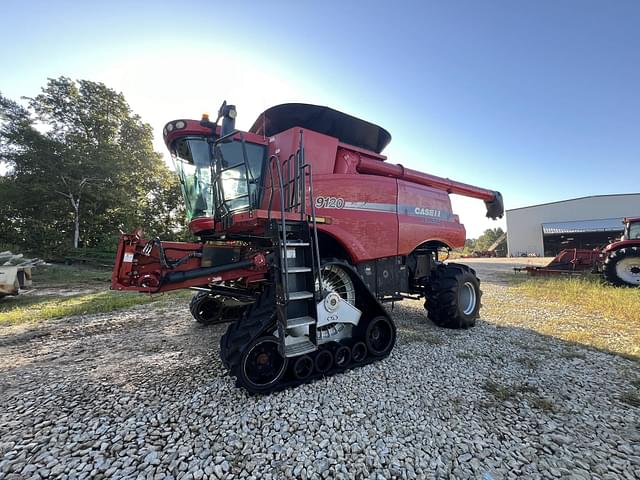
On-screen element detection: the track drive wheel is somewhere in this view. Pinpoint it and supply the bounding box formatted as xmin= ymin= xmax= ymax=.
xmin=603 ymin=247 xmax=640 ymax=287
xmin=425 ymin=263 xmax=481 ymax=329
xmin=236 ymin=335 xmax=288 ymax=394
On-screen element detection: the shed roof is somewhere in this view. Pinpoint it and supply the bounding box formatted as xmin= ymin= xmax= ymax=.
xmin=506 ymin=193 xmax=640 ymax=212
xmin=542 ymin=217 xmax=625 ymax=235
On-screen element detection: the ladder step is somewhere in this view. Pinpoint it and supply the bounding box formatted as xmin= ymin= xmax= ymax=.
xmin=287 ymin=267 xmax=311 ymax=274
xmin=288 ymin=291 xmax=314 ymax=301
xmin=285 ymin=339 xmax=317 ymax=357
xmin=286 ymin=316 xmax=315 ymax=329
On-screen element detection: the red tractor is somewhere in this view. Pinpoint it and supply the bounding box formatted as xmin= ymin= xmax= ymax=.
xmin=602 ymin=217 xmax=640 ymax=286
xmin=515 ymin=217 xmax=640 ymax=287
xmin=112 ymin=102 xmax=504 ymax=394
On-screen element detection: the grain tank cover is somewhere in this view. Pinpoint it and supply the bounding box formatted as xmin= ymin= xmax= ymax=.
xmin=250 ymin=103 xmax=392 ymax=154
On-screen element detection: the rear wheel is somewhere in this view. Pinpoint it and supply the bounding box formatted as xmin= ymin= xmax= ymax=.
xmin=603 ymin=247 xmax=640 ymax=287
xmin=425 ymin=263 xmax=481 ymax=329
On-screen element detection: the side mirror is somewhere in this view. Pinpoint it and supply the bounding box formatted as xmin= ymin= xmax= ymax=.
xmin=218 ymin=101 xmax=237 ymax=138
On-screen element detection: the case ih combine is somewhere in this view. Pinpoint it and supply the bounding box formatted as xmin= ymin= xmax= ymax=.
xmin=112 ymin=102 xmax=504 ymax=394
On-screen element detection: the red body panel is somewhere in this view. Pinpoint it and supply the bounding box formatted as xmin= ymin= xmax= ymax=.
xmin=603 ymin=239 xmax=640 ymax=253
xmin=397 ymin=180 xmax=465 ymax=254
xmin=313 ymin=174 xmax=399 ymax=261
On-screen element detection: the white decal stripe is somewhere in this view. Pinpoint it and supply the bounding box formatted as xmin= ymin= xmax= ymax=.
xmin=343 ymin=201 xmax=396 ymax=213
xmin=321 ymin=201 xmax=453 ymax=219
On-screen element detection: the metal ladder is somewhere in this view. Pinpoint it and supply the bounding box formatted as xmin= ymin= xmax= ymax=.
xmin=268 ymin=131 xmax=323 ymax=357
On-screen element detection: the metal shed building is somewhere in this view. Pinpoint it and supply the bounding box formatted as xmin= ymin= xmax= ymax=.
xmin=506 ymin=193 xmax=640 ymax=257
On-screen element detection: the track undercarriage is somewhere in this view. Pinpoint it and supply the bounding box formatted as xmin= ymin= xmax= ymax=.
xmin=219 ymin=263 xmax=396 ymax=395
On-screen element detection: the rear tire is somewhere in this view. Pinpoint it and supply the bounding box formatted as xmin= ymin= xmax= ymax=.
xmin=425 ymin=263 xmax=481 ymax=329
xmin=603 ymin=247 xmax=640 ymax=287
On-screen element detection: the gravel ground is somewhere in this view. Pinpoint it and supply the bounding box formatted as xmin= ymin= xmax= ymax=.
xmin=1 ymin=261 xmax=639 ymax=480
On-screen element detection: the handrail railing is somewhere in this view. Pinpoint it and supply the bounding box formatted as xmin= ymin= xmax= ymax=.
xmin=264 ymin=130 xmax=323 ymax=301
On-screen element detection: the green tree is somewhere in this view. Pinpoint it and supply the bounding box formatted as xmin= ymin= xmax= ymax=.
xmin=474 ymin=227 xmax=506 ymax=252
xmin=0 ymin=78 xmax=184 ymax=257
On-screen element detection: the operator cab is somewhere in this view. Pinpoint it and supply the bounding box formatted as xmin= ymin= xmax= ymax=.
xmin=163 ymin=114 xmax=268 ymax=228
xmin=625 ymin=218 xmax=640 ymax=240
xmin=171 ymin=134 xmax=266 ymax=220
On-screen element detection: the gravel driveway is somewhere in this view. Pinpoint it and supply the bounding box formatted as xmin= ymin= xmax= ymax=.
xmin=1 ymin=261 xmax=638 ymax=480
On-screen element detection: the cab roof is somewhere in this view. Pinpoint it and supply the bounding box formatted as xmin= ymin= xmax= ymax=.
xmin=250 ymin=103 xmax=391 ymax=154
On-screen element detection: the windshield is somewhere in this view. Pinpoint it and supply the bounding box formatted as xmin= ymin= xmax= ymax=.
xmin=172 ymin=136 xmax=266 ymax=221
xmin=628 ymin=222 xmax=640 ymax=240
xmin=173 ymin=137 xmax=214 ymax=220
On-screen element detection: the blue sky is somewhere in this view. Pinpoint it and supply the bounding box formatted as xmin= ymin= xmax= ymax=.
xmin=2 ymin=0 xmax=639 ymax=237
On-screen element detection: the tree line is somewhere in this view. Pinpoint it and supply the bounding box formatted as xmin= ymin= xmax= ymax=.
xmin=462 ymin=227 xmax=506 ymax=256
xmin=0 ymin=77 xmax=186 ymax=258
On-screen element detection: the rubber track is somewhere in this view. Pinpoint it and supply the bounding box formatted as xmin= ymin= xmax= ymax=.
xmin=220 ymin=283 xmax=395 ymax=395
xmin=219 ymin=284 xmax=276 ymax=372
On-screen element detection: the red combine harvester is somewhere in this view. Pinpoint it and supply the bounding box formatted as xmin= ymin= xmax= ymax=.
xmin=515 ymin=217 xmax=640 ymax=287
xmin=112 ymin=102 xmax=504 ymax=394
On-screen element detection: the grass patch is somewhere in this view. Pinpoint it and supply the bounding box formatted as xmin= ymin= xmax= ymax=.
xmin=620 ymin=391 xmax=640 ymax=408
xmin=559 ymin=350 xmax=587 ymax=360
xmin=531 ymin=396 xmax=555 ymax=412
xmin=508 ymin=275 xmax=640 ymax=359
xmin=516 ymin=356 xmax=540 ymax=370
xmin=482 ymin=380 xmax=538 ymax=399
xmin=482 ymin=380 xmax=515 ymax=401
xmin=0 ymin=290 xmax=191 ymax=325
xmin=456 ymin=351 xmax=475 ymax=360
xmin=34 ymin=264 xmax=111 ymax=287
xmin=512 ymin=275 xmax=640 ymax=322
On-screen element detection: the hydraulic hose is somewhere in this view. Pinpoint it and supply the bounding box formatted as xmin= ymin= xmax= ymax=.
xmin=163 ymin=259 xmax=254 ymax=284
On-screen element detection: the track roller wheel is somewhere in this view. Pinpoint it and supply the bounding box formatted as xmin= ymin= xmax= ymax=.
xmin=237 ymin=335 xmax=288 ymax=394
xmin=334 ymin=345 xmax=351 ymax=368
xmin=314 ymin=349 xmax=333 ymax=374
xmin=292 ymin=355 xmax=314 ymax=380
xmin=365 ymin=316 xmax=396 ymax=357
xmin=351 ymin=342 xmax=367 ymax=363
